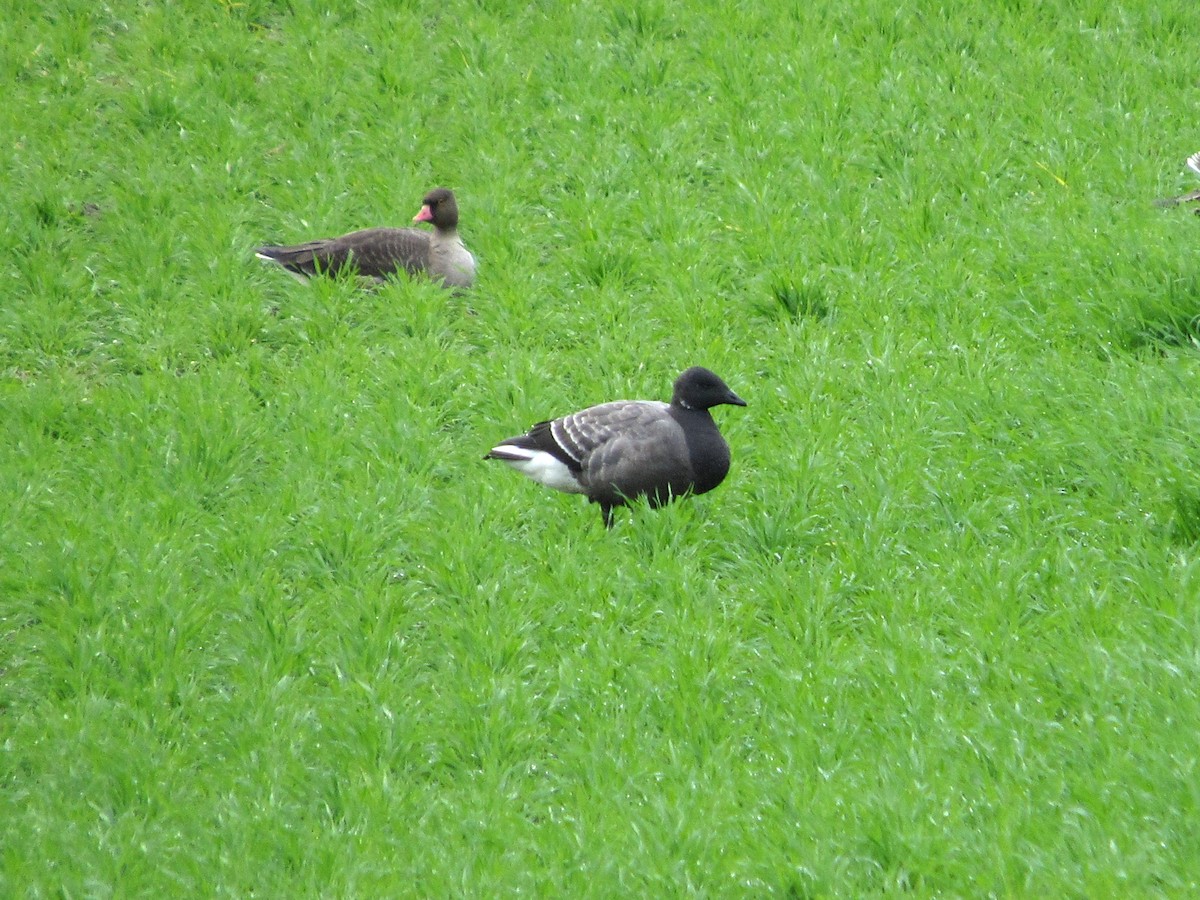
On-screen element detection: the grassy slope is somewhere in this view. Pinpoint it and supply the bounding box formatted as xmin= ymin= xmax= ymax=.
xmin=3 ymin=0 xmax=1200 ymax=895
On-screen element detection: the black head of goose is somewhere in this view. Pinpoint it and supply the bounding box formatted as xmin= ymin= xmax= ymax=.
xmin=255 ymin=187 xmax=475 ymax=287
xmin=1154 ymin=152 xmax=1200 ymax=212
xmin=485 ymin=367 xmax=747 ymax=528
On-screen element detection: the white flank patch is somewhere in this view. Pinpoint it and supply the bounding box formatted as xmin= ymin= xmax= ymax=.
xmin=1189 ymin=152 xmax=1200 ymax=178
xmin=490 ymin=445 xmax=585 ymax=494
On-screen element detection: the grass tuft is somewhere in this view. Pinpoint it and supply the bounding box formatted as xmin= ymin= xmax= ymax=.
xmin=1126 ymin=274 xmax=1200 ymax=352
xmin=1170 ymin=488 xmax=1200 ymax=545
xmin=758 ymin=275 xmax=832 ymax=323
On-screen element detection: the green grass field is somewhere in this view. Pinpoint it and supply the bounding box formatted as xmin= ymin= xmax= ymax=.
xmin=4 ymin=0 xmax=1200 ymax=895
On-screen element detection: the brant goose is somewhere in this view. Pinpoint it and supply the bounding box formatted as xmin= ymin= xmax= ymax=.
xmin=486 ymin=367 xmax=746 ymax=528
xmin=1155 ymin=152 xmax=1200 ymax=212
xmin=255 ymin=187 xmax=475 ymax=287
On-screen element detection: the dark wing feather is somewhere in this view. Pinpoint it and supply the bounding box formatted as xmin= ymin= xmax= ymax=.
xmin=552 ymin=401 xmax=669 ymax=468
xmin=336 ymin=228 xmax=431 ymax=279
xmin=255 ymin=239 xmax=336 ymax=277
xmin=257 ymin=227 xmax=431 ymax=279
xmin=493 ymin=400 xmax=670 ymax=475
xmin=491 ymin=418 xmax=582 ymax=471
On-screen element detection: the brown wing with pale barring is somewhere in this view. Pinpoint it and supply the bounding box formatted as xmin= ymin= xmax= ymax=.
xmin=256 ymin=228 xmax=432 ymax=280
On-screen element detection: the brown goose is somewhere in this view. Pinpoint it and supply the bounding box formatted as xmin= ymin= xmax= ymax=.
xmin=1154 ymin=152 xmax=1200 ymax=212
xmin=255 ymin=187 xmax=475 ymax=288
xmin=485 ymin=367 xmax=747 ymax=528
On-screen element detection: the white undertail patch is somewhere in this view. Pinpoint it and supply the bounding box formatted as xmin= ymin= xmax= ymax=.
xmin=489 ymin=445 xmax=586 ymax=494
